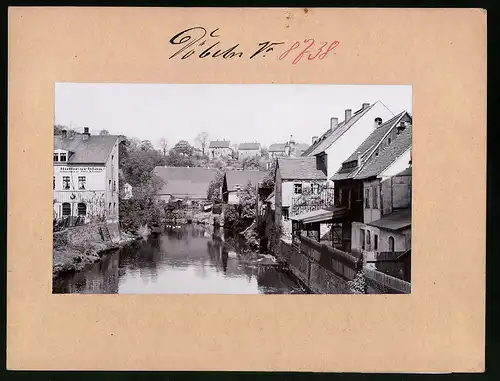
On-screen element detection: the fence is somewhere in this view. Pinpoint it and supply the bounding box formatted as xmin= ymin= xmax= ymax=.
xmin=363 ymin=266 xmax=411 ymax=294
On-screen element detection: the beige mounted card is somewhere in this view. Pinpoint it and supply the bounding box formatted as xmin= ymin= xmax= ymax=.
xmin=7 ymin=7 xmax=486 ymax=372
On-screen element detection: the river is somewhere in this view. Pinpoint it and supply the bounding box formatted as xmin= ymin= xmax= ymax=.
xmin=53 ymin=225 xmax=307 ymax=294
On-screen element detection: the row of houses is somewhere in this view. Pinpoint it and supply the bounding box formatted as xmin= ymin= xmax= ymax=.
xmin=262 ymin=102 xmax=412 ymax=290
xmin=208 ymin=137 xmax=310 ymax=160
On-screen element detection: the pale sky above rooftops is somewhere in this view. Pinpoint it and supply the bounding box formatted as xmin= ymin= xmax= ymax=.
xmin=55 ymin=83 xmax=412 ymax=150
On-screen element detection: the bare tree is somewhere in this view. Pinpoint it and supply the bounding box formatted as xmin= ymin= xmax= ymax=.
xmin=99 ymin=129 xmax=110 ymax=135
xmin=159 ymin=138 xmax=169 ymax=157
xmin=195 ymin=132 xmax=209 ymax=156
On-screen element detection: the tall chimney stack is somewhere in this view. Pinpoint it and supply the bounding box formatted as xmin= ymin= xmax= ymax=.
xmin=312 ymin=136 xmax=318 ymax=144
xmin=362 ymin=103 xmax=370 ymax=109
xmin=345 ymin=109 xmax=352 ymax=122
xmin=82 ymin=126 xmax=90 ymax=140
xmin=330 ymin=117 xmax=338 ymax=131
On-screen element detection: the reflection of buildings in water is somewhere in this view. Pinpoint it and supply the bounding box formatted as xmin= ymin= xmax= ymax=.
xmin=66 ymin=253 xmax=120 ymax=293
xmin=221 ymin=247 xmax=228 ymax=273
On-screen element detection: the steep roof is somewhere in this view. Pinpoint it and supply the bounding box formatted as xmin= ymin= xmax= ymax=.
xmin=277 ymin=157 xmax=327 ymax=181
xmin=354 ymin=124 xmax=412 ymax=180
xmin=302 ymin=102 xmax=380 ymax=156
xmin=330 ymin=112 xmax=411 ymax=181
xmin=224 ymin=170 xmax=268 ymax=191
xmin=295 ymin=143 xmax=310 ymax=152
xmin=238 ymin=142 xmax=261 ymax=150
xmin=153 ymin=166 xmax=218 ymax=199
xmin=269 ymin=143 xmax=286 ymax=152
xmin=209 ymin=140 xmax=230 ymax=148
xmin=54 ymin=134 xmax=119 ymax=164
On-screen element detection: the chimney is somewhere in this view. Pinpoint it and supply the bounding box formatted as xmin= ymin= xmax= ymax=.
xmin=315 ymin=152 xmax=328 ymax=176
xmin=374 ymin=117 xmax=383 ymax=127
xmin=312 ymin=136 xmax=318 ymax=144
xmin=61 ymin=129 xmax=67 ymax=138
xmin=396 ymin=121 xmax=406 ymax=134
xmin=362 ymin=103 xmax=370 ymax=109
xmin=357 ymin=152 xmax=362 ymax=166
xmin=82 ymin=126 xmax=90 ymax=140
xmin=345 ymin=109 xmax=352 ymax=122
xmin=330 ymin=117 xmax=338 ymax=131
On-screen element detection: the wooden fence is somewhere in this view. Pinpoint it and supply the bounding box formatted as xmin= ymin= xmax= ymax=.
xmin=363 ymin=266 xmax=411 ymax=294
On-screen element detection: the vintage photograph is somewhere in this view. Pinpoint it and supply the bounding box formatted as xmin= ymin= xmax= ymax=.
xmin=52 ymin=84 xmax=412 ymax=294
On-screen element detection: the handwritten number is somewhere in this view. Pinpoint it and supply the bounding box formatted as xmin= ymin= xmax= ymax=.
xmin=309 ymin=41 xmax=327 ymax=60
xmin=318 ymin=40 xmax=340 ymax=60
xmin=279 ymin=41 xmax=300 ymax=60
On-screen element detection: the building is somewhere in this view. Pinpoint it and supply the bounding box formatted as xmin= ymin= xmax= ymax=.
xmin=237 ymin=142 xmax=261 ymax=159
xmin=273 ymin=156 xmax=328 ymax=223
xmin=268 ymin=143 xmax=287 ymax=158
xmin=302 ymin=101 xmax=396 ymax=181
xmin=329 ymin=112 xmax=412 ymax=254
xmin=209 ymin=140 xmax=232 ymax=159
xmin=53 ymin=127 xmax=120 ymax=224
xmin=222 ymin=170 xmax=268 ymax=205
xmin=153 ymin=166 xmax=218 ymax=203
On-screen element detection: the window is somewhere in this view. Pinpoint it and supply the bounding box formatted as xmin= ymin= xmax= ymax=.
xmin=113 ymin=202 xmax=116 ymax=214
xmin=78 ymin=176 xmax=86 ymax=190
xmin=364 ymin=188 xmax=370 ymax=208
xmin=63 ymin=176 xmax=70 ymax=190
xmin=372 ymin=186 xmax=378 ymax=209
xmin=294 ymin=183 xmax=302 ymax=194
xmin=311 ymin=183 xmax=320 ymax=194
xmin=53 ymin=176 xmax=55 ymax=190
xmin=60 ymin=153 xmax=67 ymax=162
xmin=283 ymin=207 xmax=289 ymax=220
xmin=366 ymin=230 xmax=371 ymax=249
xmin=109 ymin=180 xmax=112 ymax=188
xmin=388 ymin=137 xmax=392 ymax=145
xmin=360 ymin=229 xmax=365 ymax=250
xmin=113 ymin=180 xmax=116 ymax=192
xmin=374 ymin=234 xmax=379 ymax=251
xmin=334 ymin=188 xmax=340 ymax=205
xmin=53 ymin=153 xmax=59 ymax=162
xmin=77 ymin=202 xmax=87 ymax=216
xmin=388 ymin=236 xmax=395 ymax=252
xmin=62 ymin=202 xmax=71 ymax=216
xmin=108 ymin=202 xmax=112 ymax=213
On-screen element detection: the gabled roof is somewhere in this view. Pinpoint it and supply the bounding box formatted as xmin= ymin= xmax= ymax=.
xmin=54 ymin=134 xmax=119 ymax=164
xmin=153 ymin=166 xmax=218 ymax=199
xmin=330 ymin=112 xmax=411 ymax=181
xmin=224 ymin=170 xmax=268 ymax=191
xmin=354 ymin=124 xmax=412 ymax=180
xmin=277 ymin=157 xmax=327 ymax=181
xmin=269 ymin=143 xmax=287 ymax=152
xmin=238 ymin=142 xmax=261 ymax=150
xmin=209 ymin=140 xmax=230 ymax=148
xmin=302 ymin=102 xmax=383 ymax=157
xmin=295 ymin=143 xmax=310 ymax=152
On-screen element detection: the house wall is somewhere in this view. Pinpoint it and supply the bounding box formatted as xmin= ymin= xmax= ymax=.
xmin=274 ymin=168 xmax=283 ymax=226
xmin=238 ymin=149 xmax=260 ymax=158
xmin=270 ymin=151 xmax=286 ymax=158
xmin=228 ymin=191 xmax=240 ymax=204
xmin=282 ymin=181 xmax=320 ymax=208
xmin=324 ymin=104 xmax=395 ymax=181
xmin=351 ymin=221 xmax=408 ymax=261
xmin=363 ymin=179 xmax=382 ymax=224
xmin=210 ymin=147 xmax=231 ymax=158
xmin=53 ymin=140 xmax=119 ymax=223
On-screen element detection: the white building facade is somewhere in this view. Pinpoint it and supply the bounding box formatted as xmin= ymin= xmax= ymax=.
xmin=53 ymin=128 xmax=120 ymax=224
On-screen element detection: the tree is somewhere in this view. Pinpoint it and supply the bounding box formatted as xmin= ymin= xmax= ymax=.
xmin=241 ymin=156 xmax=261 ymax=170
xmin=261 ymin=159 xmax=277 ymax=189
xmin=158 ymin=138 xmax=169 ymax=157
xmin=194 ymin=132 xmax=209 ymax=156
xmin=99 ymin=129 xmax=110 ymax=135
xmin=207 ymin=170 xmax=225 ymax=203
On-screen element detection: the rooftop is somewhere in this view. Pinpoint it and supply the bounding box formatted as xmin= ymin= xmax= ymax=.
xmin=54 ymin=134 xmax=119 ymax=164
xmin=269 ymin=143 xmax=287 ymax=152
xmin=238 ymin=142 xmax=261 ymax=150
xmin=367 ymin=208 xmax=411 ymax=231
xmin=224 ymin=170 xmax=268 ymax=191
xmin=209 ymin=140 xmax=231 ymax=148
xmin=277 ymin=157 xmax=328 ymax=181
xmin=302 ymin=102 xmax=381 ymax=157
xmin=153 ymin=166 xmax=218 ymax=199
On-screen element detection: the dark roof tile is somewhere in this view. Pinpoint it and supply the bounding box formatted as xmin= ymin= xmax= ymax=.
xmin=278 ymin=157 xmax=327 ymax=180
xmin=54 ymin=134 xmax=119 ymax=164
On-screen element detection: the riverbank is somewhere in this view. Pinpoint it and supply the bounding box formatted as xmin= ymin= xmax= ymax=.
xmin=53 ymin=223 xmax=140 ymax=278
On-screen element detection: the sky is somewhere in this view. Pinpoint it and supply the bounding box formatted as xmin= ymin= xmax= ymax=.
xmin=55 ymin=84 xmax=412 ymax=149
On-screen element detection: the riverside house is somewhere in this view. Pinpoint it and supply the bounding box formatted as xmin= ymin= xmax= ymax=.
xmin=153 ymin=166 xmax=218 ymax=204
xmin=301 ymin=101 xmax=396 ymax=182
xmin=53 ymin=127 xmax=120 ymax=224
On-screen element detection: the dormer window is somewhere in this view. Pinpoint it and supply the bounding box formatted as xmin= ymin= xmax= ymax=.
xmin=60 ymin=153 xmax=67 ymax=162
xmin=53 ymin=153 xmax=59 ymax=162
xmin=388 ymin=137 xmax=392 ymax=145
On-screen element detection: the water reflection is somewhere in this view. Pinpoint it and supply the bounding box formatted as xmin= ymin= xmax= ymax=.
xmin=53 ymin=225 xmax=305 ymax=294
